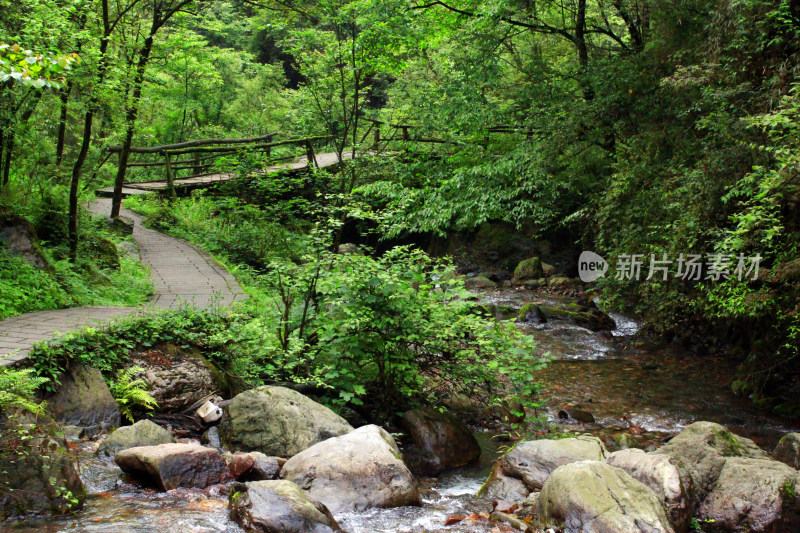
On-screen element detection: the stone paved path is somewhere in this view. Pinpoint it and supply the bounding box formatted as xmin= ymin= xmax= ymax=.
xmin=0 ymin=198 xmax=246 ymax=366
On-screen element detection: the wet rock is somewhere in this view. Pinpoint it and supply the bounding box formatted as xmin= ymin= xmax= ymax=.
xmin=229 ymin=480 xmax=342 ymax=533
xmin=47 ymin=365 xmax=120 ymax=431
xmin=202 ymin=426 xmax=221 ymax=448
xmin=605 ymin=448 xmax=693 ymax=532
xmin=129 ymin=348 xmax=226 ymax=413
xmin=478 ymin=436 xmax=608 ymax=500
xmin=115 ymin=443 xmax=229 ymax=490
xmin=225 ymin=451 xmax=256 ymax=479
xmin=541 ymin=262 xmax=559 ymax=277
xmin=400 ymin=407 xmax=481 ymax=476
xmin=219 ymin=386 xmax=353 ymax=458
xmin=537 ymin=460 xmax=675 ymax=533
xmin=774 ymin=432 xmax=800 ymax=469
xmin=654 ymin=421 xmax=768 ymax=498
xmin=98 ymin=420 xmax=175 ymax=457
xmin=513 ymin=257 xmax=544 ymax=283
xmin=557 ymin=408 xmax=595 ymax=424
xmin=281 ymin=424 xmax=421 ymax=513
xmin=539 ymin=303 xmax=616 ymax=331
xmin=464 ymin=275 xmax=497 ymax=289
xmin=242 ymin=452 xmax=284 ymax=481
xmin=516 ymin=303 xmax=546 ymax=324
xmin=698 ymin=457 xmax=800 ymax=532
xmin=0 ymin=212 xmax=50 ymax=270
xmin=0 ymin=425 xmax=86 ymax=519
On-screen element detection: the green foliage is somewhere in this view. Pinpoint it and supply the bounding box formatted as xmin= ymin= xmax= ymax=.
xmin=0 ymin=43 xmax=79 ymax=89
xmin=0 ymin=367 xmax=48 ymax=416
xmin=108 ymin=366 xmax=157 ymax=423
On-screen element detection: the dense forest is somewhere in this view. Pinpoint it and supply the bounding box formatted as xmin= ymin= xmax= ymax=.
xmin=1 ymin=0 xmax=800 ymax=531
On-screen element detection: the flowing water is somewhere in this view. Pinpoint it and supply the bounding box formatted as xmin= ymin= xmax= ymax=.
xmin=5 ymin=288 xmax=799 ymax=532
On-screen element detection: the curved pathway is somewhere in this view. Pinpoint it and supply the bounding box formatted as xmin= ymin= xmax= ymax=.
xmin=0 ymin=198 xmax=246 ymax=366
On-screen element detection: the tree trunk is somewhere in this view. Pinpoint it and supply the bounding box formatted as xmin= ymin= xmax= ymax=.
xmin=55 ymin=83 xmax=72 ymax=167
xmin=111 ymin=34 xmax=155 ymax=218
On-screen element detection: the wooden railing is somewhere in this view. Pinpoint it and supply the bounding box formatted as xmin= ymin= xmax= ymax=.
xmin=106 ymin=133 xmax=334 ymax=198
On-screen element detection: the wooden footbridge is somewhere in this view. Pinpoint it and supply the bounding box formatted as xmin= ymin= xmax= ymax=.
xmin=96 ymin=133 xmax=340 ymax=199
xmin=95 ymin=124 xmax=530 ymax=206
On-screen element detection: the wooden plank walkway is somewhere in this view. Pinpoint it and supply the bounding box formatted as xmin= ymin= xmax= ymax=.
xmin=96 ymin=152 xmax=346 ymax=197
xmin=0 ymin=198 xmax=247 ymax=367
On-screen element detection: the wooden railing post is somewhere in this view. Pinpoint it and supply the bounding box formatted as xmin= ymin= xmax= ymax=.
xmin=192 ymin=151 xmax=200 ymax=175
xmin=305 ymin=140 xmax=317 ymax=169
xmin=164 ymin=151 xmax=177 ymax=201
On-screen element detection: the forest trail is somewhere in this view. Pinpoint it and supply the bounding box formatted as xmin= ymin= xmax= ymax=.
xmin=0 ymin=198 xmax=246 ymax=366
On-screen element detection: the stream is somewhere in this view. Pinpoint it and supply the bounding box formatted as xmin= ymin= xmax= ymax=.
xmin=5 ymin=288 xmax=799 ymax=533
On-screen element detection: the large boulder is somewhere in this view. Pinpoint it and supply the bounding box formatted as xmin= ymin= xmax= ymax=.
xmin=478 ymin=436 xmax=608 ymax=500
xmin=46 ymin=365 xmax=120 ymax=431
xmin=97 ymin=420 xmax=175 ymax=457
xmin=605 ymin=448 xmax=693 ymax=532
xmin=400 ymin=407 xmax=481 ymax=476
xmin=218 ymin=386 xmax=353 ymax=458
xmin=513 ymin=257 xmax=544 ymax=283
xmin=0 ymin=424 xmax=86 ymax=519
xmin=697 ymin=457 xmax=800 ymax=532
xmin=281 ymin=424 xmax=421 ymax=513
xmin=115 ymin=443 xmax=229 ymax=490
xmin=464 ymin=275 xmax=497 ymax=289
xmin=774 ymin=432 xmax=800 ymax=469
xmin=654 ymin=421 xmax=768 ymax=498
xmin=128 ymin=347 xmax=227 ymax=413
xmin=0 ymin=212 xmax=50 ymax=270
xmin=229 ymin=480 xmax=342 ymax=533
xmin=537 ymin=461 xmax=675 ymax=533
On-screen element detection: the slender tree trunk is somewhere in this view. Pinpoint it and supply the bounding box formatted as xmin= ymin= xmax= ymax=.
xmin=574 ymin=0 xmax=594 ymax=101
xmin=111 ymin=34 xmax=154 ymax=218
xmin=69 ymin=0 xmax=111 ymax=261
xmin=55 ymin=83 xmax=72 ymax=167
xmin=1 ymin=133 xmax=12 ymax=187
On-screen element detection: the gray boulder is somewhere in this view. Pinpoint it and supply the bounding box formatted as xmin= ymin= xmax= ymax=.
xmin=128 ymin=349 xmax=226 ymax=413
xmin=47 ymin=365 xmax=120 ymax=431
xmin=654 ymin=421 xmax=768 ymax=498
xmin=219 ymin=386 xmax=353 ymax=457
xmin=774 ymin=432 xmax=800 ymax=469
xmin=0 ymin=213 xmax=50 ymax=270
xmin=97 ymin=420 xmax=175 ymax=457
xmin=229 ymin=480 xmax=341 ymax=533
xmin=537 ymin=460 xmax=675 ymax=533
xmin=400 ymin=407 xmax=481 ymax=476
xmin=464 ymin=275 xmax=497 ymax=289
xmin=281 ymin=424 xmax=421 ymax=513
xmin=115 ymin=443 xmax=229 ymax=490
xmin=478 ymin=436 xmax=608 ymax=500
xmin=606 ymin=448 xmax=693 ymax=532
xmin=697 ymin=457 xmax=800 ymax=532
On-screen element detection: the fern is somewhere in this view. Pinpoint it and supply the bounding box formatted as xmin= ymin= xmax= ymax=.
xmin=0 ymin=367 xmax=48 ymax=416
xmin=108 ymin=366 xmax=158 ymax=423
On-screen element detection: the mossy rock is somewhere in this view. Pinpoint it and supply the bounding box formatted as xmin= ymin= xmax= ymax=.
xmin=513 ymin=257 xmax=544 ymax=283
xmin=0 ymin=212 xmax=52 ymax=272
xmin=84 ymin=235 xmax=120 ymax=271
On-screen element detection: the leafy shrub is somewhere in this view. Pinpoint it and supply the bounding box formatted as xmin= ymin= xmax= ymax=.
xmin=108 ymin=366 xmax=158 ymax=423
